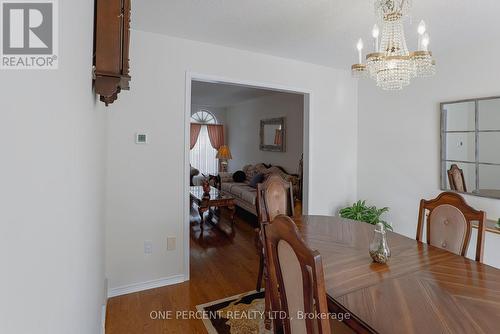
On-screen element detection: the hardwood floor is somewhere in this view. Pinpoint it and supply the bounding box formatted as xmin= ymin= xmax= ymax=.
xmin=105 ymin=204 xmax=282 ymax=334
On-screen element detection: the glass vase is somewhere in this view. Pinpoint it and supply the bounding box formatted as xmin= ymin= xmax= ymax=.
xmin=369 ymin=222 xmax=391 ymax=264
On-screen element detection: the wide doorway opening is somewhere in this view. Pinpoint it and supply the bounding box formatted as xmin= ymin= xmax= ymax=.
xmin=184 ymin=75 xmax=311 ymax=300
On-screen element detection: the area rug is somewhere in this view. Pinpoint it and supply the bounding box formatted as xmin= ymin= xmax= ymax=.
xmin=196 ymin=290 xmax=272 ymax=334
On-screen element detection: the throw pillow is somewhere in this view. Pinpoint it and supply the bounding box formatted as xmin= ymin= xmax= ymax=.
xmin=244 ymin=165 xmax=257 ymax=180
xmin=249 ymin=173 xmax=265 ymax=188
xmin=233 ymin=170 xmax=246 ymax=183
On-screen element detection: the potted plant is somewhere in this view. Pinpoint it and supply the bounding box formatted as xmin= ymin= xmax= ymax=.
xmin=495 ymin=218 xmax=500 ymax=229
xmin=339 ymin=200 xmax=392 ymax=231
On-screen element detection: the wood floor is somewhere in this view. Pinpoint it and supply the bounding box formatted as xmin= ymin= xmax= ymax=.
xmin=106 ymin=204 xmax=292 ymax=333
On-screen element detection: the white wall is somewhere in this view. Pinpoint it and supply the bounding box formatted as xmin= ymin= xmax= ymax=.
xmin=105 ymin=30 xmax=358 ymax=291
xmin=0 ymin=1 xmax=106 ymax=333
xmin=358 ymin=46 xmax=500 ymax=268
xmin=226 ymin=92 xmax=304 ymax=173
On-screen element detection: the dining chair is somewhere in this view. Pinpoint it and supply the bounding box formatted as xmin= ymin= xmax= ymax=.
xmin=264 ymin=215 xmax=331 ymax=334
xmin=255 ymin=174 xmax=294 ymax=331
xmin=447 ymin=164 xmax=467 ymax=192
xmin=255 ymin=174 xmax=294 ymax=291
xmin=416 ymin=192 xmax=486 ymax=262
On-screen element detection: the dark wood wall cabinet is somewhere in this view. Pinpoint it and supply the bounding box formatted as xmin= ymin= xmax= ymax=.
xmin=93 ymin=0 xmax=131 ymax=106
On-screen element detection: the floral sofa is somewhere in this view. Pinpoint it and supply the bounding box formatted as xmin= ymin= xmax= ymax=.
xmin=219 ymin=163 xmax=299 ymax=215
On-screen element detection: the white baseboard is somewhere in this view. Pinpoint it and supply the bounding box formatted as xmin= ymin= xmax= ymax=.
xmin=107 ymin=274 xmax=185 ymax=298
xmin=100 ymin=304 xmax=106 ymax=334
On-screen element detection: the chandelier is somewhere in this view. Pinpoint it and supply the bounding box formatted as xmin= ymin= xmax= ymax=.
xmin=351 ymin=0 xmax=436 ymax=90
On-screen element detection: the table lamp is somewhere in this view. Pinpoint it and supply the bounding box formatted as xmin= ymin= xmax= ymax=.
xmin=217 ymin=145 xmax=232 ymax=172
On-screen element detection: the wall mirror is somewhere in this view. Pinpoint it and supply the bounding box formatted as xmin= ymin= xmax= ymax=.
xmin=260 ymin=117 xmax=286 ymax=152
xmin=441 ymin=97 xmax=500 ymax=199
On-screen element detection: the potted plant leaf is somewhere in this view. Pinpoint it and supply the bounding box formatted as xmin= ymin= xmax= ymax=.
xmin=339 ymin=200 xmax=392 ymax=231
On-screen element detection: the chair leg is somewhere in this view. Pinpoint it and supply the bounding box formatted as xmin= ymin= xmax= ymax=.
xmin=256 ymin=251 xmax=264 ymax=292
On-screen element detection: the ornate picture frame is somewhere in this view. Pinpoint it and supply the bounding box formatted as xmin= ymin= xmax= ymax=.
xmin=260 ymin=117 xmax=286 ymax=152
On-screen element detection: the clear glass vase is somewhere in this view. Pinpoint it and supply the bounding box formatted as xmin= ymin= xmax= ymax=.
xmin=369 ymin=222 xmax=391 ymax=264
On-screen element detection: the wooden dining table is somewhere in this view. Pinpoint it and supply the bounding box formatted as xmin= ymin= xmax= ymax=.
xmin=297 ymin=216 xmax=500 ymax=334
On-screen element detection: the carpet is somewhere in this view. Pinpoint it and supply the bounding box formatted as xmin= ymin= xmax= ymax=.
xmin=196 ymin=290 xmax=272 ymax=334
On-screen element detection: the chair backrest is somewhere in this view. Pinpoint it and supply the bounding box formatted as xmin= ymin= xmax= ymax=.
xmin=416 ymin=192 xmax=486 ymax=262
xmin=255 ymin=174 xmax=295 ymax=332
xmin=264 ymin=216 xmax=331 ymax=334
xmin=256 ymin=174 xmax=294 ymax=224
xmin=447 ymin=164 xmax=467 ymax=192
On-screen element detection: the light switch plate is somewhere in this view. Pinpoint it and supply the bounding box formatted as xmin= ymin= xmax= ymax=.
xmin=167 ymin=237 xmax=176 ymax=251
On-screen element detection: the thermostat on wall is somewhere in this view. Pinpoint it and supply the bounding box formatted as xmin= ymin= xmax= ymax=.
xmin=135 ymin=133 xmax=148 ymax=144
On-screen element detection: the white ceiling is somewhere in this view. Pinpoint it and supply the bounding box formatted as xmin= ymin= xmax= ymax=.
xmin=191 ymin=81 xmax=278 ymax=108
xmin=133 ymin=1 xmax=500 ymax=69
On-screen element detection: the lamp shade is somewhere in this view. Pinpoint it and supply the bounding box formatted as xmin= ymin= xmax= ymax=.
xmin=216 ymin=145 xmax=232 ymax=160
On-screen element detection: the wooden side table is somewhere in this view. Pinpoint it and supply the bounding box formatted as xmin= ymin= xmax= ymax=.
xmin=190 ymin=186 xmax=236 ymax=235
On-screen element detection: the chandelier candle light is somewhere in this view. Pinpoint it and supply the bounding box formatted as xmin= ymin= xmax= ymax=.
xmin=351 ymin=0 xmax=436 ymax=90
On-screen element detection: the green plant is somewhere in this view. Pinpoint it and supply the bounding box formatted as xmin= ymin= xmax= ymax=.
xmin=339 ymin=200 xmax=392 ymax=231
xmin=496 ymin=218 xmax=500 ymax=229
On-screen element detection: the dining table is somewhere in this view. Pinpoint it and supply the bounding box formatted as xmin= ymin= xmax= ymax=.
xmin=298 ymin=216 xmax=500 ymax=334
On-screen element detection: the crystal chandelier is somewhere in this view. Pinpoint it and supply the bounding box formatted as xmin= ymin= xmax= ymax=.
xmin=351 ymin=0 xmax=436 ymax=90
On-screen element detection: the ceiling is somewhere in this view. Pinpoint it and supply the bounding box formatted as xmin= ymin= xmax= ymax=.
xmin=133 ymin=1 xmax=500 ymax=69
xmin=191 ymin=81 xmax=279 ymax=108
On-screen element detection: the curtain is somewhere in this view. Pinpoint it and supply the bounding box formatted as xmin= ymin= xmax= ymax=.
xmin=207 ymin=124 xmax=225 ymax=150
xmin=190 ymin=123 xmax=202 ymax=150
xmin=190 ymin=125 xmax=218 ymax=175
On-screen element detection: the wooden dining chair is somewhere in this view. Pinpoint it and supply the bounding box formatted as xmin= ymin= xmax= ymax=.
xmin=254 ymin=174 xmax=294 ymax=331
xmin=447 ymin=164 xmax=467 ymax=192
xmin=264 ymin=215 xmax=331 ymax=334
xmin=255 ymin=174 xmax=294 ymax=291
xmin=416 ymin=192 xmax=486 ymax=262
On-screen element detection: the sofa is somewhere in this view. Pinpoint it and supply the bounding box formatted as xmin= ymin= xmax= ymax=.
xmin=219 ymin=163 xmax=299 ymax=215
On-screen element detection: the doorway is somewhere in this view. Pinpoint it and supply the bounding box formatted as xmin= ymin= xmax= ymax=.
xmin=184 ymin=73 xmax=311 ymax=280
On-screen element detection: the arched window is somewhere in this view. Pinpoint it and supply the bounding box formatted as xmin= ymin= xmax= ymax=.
xmin=191 ymin=110 xmax=217 ymax=124
xmin=190 ymin=110 xmax=218 ymax=175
